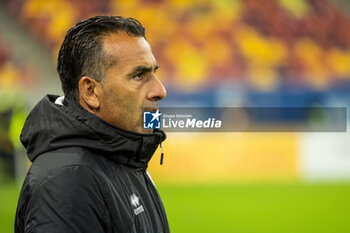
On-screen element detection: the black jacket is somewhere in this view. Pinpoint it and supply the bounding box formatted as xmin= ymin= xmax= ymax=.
xmin=15 ymin=95 xmax=170 ymax=233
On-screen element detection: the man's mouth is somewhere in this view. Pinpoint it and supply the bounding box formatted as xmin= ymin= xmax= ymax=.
xmin=143 ymin=104 xmax=159 ymax=112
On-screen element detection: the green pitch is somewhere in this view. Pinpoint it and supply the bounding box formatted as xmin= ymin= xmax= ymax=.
xmin=1 ymin=182 xmax=350 ymax=233
xmin=159 ymin=182 xmax=350 ymax=233
xmin=0 ymin=183 xmax=20 ymax=233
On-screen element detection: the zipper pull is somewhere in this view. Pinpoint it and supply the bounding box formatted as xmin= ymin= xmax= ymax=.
xmin=160 ymin=142 xmax=164 ymax=165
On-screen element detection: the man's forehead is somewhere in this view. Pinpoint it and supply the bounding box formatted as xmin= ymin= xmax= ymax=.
xmin=103 ymin=32 xmax=156 ymax=67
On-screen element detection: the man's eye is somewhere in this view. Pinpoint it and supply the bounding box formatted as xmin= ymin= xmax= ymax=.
xmin=133 ymin=73 xmax=144 ymax=80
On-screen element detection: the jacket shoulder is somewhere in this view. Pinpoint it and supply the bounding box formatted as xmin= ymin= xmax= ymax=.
xmin=31 ymin=147 xmax=100 ymax=177
xmin=15 ymin=148 xmax=111 ymax=233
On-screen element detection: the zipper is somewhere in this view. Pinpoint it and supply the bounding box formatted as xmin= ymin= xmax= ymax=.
xmin=143 ymin=170 xmax=169 ymax=232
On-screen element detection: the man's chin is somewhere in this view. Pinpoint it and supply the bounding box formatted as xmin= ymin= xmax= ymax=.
xmin=141 ymin=128 xmax=153 ymax=134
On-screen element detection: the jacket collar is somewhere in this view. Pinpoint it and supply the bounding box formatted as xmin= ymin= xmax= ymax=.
xmin=20 ymin=95 xmax=166 ymax=168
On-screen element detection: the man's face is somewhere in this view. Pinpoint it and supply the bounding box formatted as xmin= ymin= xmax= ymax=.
xmin=96 ymin=32 xmax=166 ymax=133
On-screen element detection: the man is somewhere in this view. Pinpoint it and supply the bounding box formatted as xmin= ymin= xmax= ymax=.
xmin=15 ymin=16 xmax=169 ymax=233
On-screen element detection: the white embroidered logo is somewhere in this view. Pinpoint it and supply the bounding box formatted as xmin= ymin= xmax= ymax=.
xmin=130 ymin=194 xmax=144 ymax=215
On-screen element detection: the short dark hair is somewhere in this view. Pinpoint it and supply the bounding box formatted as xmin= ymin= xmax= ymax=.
xmin=57 ymin=16 xmax=146 ymax=101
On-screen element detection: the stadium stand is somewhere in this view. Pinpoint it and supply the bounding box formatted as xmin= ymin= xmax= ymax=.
xmin=3 ymin=0 xmax=350 ymax=93
xmin=0 ymin=0 xmax=343 ymax=103
xmin=0 ymin=33 xmax=38 ymax=91
xmin=0 ymin=32 xmax=32 ymax=181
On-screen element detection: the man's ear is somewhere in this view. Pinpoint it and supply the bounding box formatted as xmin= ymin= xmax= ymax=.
xmin=78 ymin=76 xmax=102 ymax=111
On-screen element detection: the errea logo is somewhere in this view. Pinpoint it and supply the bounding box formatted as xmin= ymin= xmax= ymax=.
xmin=130 ymin=194 xmax=144 ymax=215
xmin=130 ymin=194 xmax=140 ymax=207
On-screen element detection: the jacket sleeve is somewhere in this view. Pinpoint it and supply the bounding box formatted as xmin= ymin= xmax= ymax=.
xmin=22 ymin=165 xmax=110 ymax=233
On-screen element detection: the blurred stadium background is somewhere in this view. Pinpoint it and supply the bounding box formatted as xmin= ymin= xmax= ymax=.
xmin=1 ymin=0 xmax=350 ymax=232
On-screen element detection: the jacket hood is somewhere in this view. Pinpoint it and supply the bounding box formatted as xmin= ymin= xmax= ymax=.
xmin=20 ymin=95 xmax=166 ymax=168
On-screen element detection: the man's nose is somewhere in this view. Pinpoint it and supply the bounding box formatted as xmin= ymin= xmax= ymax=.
xmin=147 ymin=75 xmax=167 ymax=101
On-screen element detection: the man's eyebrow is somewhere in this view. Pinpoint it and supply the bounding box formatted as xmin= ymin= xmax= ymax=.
xmin=129 ymin=65 xmax=160 ymax=75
